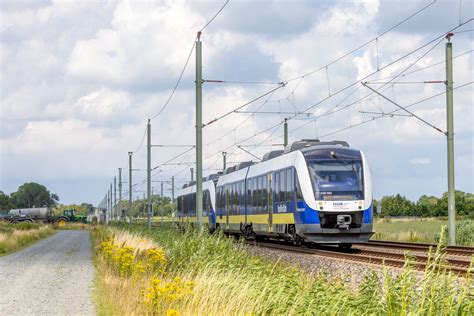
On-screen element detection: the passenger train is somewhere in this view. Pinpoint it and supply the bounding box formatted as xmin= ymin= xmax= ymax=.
xmin=176 ymin=139 xmax=373 ymax=247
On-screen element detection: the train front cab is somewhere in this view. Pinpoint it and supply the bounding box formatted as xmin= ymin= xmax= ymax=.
xmin=294 ymin=147 xmax=373 ymax=245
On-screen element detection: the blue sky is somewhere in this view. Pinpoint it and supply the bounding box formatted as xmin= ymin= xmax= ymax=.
xmin=0 ymin=0 xmax=473 ymax=205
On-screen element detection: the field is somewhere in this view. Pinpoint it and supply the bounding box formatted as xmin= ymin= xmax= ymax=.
xmin=93 ymin=224 xmax=473 ymax=315
xmin=372 ymin=217 xmax=474 ymax=245
xmin=0 ymin=221 xmax=55 ymax=256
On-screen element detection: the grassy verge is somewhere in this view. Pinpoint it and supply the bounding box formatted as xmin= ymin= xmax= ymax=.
xmin=55 ymin=222 xmax=91 ymax=230
xmin=0 ymin=221 xmax=55 ymax=256
xmin=92 ymin=224 xmax=473 ymax=315
xmin=373 ymin=217 xmax=474 ymax=245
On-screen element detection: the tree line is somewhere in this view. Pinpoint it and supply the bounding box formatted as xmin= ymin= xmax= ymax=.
xmin=113 ymin=195 xmax=174 ymax=218
xmin=0 ymin=182 xmax=59 ymax=211
xmin=376 ymin=190 xmax=474 ymax=217
xmin=0 ymin=182 xmax=93 ymax=216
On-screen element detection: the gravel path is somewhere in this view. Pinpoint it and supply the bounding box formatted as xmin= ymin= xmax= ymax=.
xmin=0 ymin=230 xmax=95 ymax=315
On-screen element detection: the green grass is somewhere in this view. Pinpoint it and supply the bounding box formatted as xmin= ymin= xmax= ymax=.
xmin=92 ymin=223 xmax=474 ymax=315
xmin=373 ymin=217 xmax=474 ymax=245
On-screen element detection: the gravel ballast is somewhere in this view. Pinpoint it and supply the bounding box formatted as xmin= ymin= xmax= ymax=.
xmin=0 ymin=230 xmax=95 ymax=315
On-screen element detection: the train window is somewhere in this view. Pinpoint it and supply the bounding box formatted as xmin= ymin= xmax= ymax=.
xmin=253 ymin=178 xmax=258 ymax=212
xmin=286 ymin=168 xmax=293 ymax=202
xmin=235 ymin=183 xmax=238 ymax=213
xmin=236 ymin=182 xmax=239 ymax=212
xmin=185 ymin=195 xmax=188 ymax=216
xmin=184 ymin=195 xmax=187 ymax=215
xmin=255 ymin=176 xmax=260 ymax=213
xmin=247 ymin=178 xmax=252 ymax=208
xmin=205 ymin=190 xmax=210 ymax=213
xmin=230 ymin=184 xmax=234 ymax=214
xmin=235 ymin=182 xmax=239 ymax=213
xmin=279 ymin=170 xmax=286 ymax=203
xmin=294 ymin=171 xmax=303 ymax=200
xmin=220 ymin=186 xmax=224 ymax=208
xmin=274 ymin=172 xmax=280 ymax=203
xmin=228 ymin=185 xmax=231 ymax=213
xmin=262 ymin=175 xmax=268 ymax=212
xmin=239 ymin=181 xmax=244 ymax=211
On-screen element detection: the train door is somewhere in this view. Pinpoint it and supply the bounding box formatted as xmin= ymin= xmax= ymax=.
xmin=267 ymin=173 xmax=273 ymax=232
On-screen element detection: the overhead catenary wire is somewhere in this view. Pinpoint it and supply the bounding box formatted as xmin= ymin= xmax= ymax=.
xmin=319 ymin=82 xmax=473 ymax=139
xmin=361 ymin=82 xmax=445 ymax=134
xmin=198 ymin=0 xmax=229 ymax=32
xmin=284 ymin=0 xmax=437 ymax=82
xmin=103 ymin=6 xmax=474 ymax=206
xmin=130 ymin=3 xmax=449 ymax=168
xmin=149 ymin=0 xmax=230 ymax=121
xmin=204 ymin=83 xmax=286 ymax=126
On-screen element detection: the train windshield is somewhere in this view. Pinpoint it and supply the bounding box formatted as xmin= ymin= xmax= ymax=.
xmin=304 ymin=148 xmax=364 ymax=201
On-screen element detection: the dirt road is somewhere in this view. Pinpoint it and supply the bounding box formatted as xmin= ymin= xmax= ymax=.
xmin=0 ymin=230 xmax=95 ymax=315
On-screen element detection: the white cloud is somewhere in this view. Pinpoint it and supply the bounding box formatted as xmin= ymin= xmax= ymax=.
xmin=409 ymin=157 xmax=431 ymax=165
xmin=1 ymin=0 xmax=473 ymax=204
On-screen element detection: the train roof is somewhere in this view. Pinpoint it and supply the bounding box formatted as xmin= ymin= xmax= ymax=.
xmin=177 ymin=179 xmax=216 ymax=197
xmin=283 ymin=139 xmax=349 ymax=154
xmin=216 ymin=139 xmax=358 ymax=183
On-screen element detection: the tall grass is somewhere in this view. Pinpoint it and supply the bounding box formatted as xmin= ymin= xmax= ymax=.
xmin=373 ymin=217 xmax=474 ymax=245
xmin=93 ymin=224 xmax=473 ymax=315
xmin=0 ymin=221 xmax=55 ymax=255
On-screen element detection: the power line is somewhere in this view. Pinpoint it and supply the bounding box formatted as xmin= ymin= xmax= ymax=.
xmin=203 ymin=83 xmax=286 ymax=126
xmin=198 ymin=0 xmax=229 ymax=32
xmin=149 ymin=0 xmax=230 ymax=121
xmin=150 ymin=41 xmax=196 ymax=121
xmin=133 ymin=125 xmax=148 ymax=153
xmin=284 ymin=0 xmax=437 ymax=82
xmin=362 ymin=82 xmax=444 ymax=134
xmin=319 ymin=82 xmax=472 ymax=138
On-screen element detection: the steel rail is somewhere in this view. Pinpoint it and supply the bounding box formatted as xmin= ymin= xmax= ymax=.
xmin=366 ymin=240 xmax=474 ymax=257
xmin=246 ymin=241 xmax=472 ymax=276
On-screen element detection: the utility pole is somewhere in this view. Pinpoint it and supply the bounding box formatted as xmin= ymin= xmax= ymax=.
xmin=109 ymin=183 xmax=113 ymax=223
xmin=106 ymin=191 xmax=110 ymax=224
xmin=161 ymin=182 xmax=164 ymax=226
xmin=190 ymin=168 xmax=194 ymax=181
xmin=284 ymin=118 xmax=288 ymax=147
xmin=171 ymin=176 xmax=175 ymax=226
xmin=222 ymin=152 xmax=227 ymax=171
xmin=113 ymin=176 xmax=116 ymax=219
xmin=128 ymin=152 xmax=133 ymax=223
xmin=118 ymin=168 xmax=122 ymax=219
xmin=147 ymin=119 xmax=152 ymax=229
xmin=195 ymin=31 xmax=203 ymax=230
xmin=445 ymin=33 xmax=456 ymax=245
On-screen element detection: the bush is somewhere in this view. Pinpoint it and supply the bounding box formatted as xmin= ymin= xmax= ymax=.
xmin=434 ymin=220 xmax=474 ymax=246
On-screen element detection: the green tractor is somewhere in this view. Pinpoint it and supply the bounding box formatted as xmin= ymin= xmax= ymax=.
xmin=54 ymin=209 xmax=87 ymax=227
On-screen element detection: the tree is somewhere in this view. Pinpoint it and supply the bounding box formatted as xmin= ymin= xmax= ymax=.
xmin=416 ymin=195 xmax=439 ymax=217
xmin=380 ymin=194 xmax=414 ymax=216
xmin=53 ymin=203 xmax=93 ymax=216
xmin=10 ymin=182 xmax=59 ymax=208
xmin=0 ymin=191 xmax=13 ymax=211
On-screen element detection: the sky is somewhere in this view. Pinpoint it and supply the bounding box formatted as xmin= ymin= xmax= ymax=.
xmin=0 ymin=0 xmax=473 ymax=206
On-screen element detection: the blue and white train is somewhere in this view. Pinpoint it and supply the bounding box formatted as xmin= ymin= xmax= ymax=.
xmin=176 ymin=139 xmax=373 ymax=247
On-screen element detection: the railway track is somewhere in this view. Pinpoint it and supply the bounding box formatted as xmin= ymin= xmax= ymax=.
xmin=246 ymin=240 xmax=473 ymax=276
xmin=366 ymin=240 xmax=474 ymax=257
